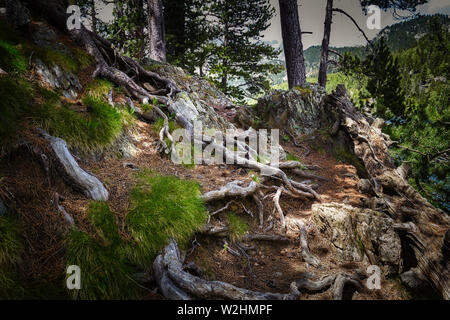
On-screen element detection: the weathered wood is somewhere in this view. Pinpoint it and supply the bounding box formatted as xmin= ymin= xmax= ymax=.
xmin=325 ymin=86 xmax=450 ymax=299
xmin=157 ymin=240 xmax=299 ymax=300
xmin=297 ymin=220 xmax=321 ymax=268
xmin=39 ymin=131 xmax=109 ymax=201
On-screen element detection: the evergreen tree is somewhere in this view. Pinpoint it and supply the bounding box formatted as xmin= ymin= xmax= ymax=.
xmin=364 ymin=37 xmax=405 ymax=117
xmin=205 ymin=0 xmax=282 ymax=100
xmin=106 ymin=0 xmax=147 ymax=61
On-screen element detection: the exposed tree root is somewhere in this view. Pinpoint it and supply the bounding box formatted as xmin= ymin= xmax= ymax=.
xmin=295 ymin=273 xmax=336 ymax=293
xmin=39 ymin=130 xmax=109 ymax=201
xmin=331 ymin=273 xmax=365 ymax=300
xmin=297 ymin=220 xmax=321 ymax=268
xmin=325 ymin=86 xmax=450 ymax=299
xmin=53 ymin=193 xmax=74 ymax=225
xmin=154 ymin=240 xmax=300 ymax=300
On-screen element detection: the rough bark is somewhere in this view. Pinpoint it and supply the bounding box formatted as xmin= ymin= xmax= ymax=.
xmin=318 ymin=0 xmax=334 ymax=87
xmin=147 ymin=0 xmax=167 ymax=63
xmin=278 ymin=0 xmax=306 ymax=88
xmin=325 ymin=86 xmax=450 ymax=299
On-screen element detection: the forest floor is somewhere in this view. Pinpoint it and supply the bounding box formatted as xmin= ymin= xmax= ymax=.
xmin=1 ymin=116 xmax=409 ymax=299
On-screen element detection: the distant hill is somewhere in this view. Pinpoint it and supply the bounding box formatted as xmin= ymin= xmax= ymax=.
xmin=284 ymin=14 xmax=450 ymax=78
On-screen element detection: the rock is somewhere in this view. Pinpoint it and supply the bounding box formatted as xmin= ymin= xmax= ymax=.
xmin=0 ymin=67 xmax=7 ymax=76
xmin=255 ymin=84 xmax=327 ymax=135
xmin=34 ymin=59 xmax=82 ymax=99
xmin=312 ymin=203 xmax=401 ymax=274
xmin=0 ymin=198 xmax=7 ymax=216
xmin=172 ymin=92 xmax=234 ymax=131
xmin=400 ymin=268 xmax=427 ymax=289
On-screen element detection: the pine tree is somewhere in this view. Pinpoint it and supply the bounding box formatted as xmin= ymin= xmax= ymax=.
xmin=106 ymin=0 xmax=147 ymax=61
xmin=365 ymin=37 xmax=405 ymax=117
xmin=205 ymin=0 xmax=282 ymax=100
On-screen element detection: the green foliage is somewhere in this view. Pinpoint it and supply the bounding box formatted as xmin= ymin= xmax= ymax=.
xmin=227 ymin=213 xmax=247 ymax=243
xmin=0 ymin=41 xmax=27 ymax=73
xmin=286 ymin=153 xmax=301 ymax=162
xmin=84 ymin=79 xmax=114 ymax=101
xmin=106 ymin=0 xmax=147 ymax=61
xmin=126 ymin=171 xmax=207 ymax=267
xmin=0 ymin=76 xmax=34 ymax=152
xmin=38 ymin=97 xmax=123 ymax=152
xmin=335 ymin=17 xmax=449 ymax=211
xmin=0 ymin=214 xmax=24 ymax=299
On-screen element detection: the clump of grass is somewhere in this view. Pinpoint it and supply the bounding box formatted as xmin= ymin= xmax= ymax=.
xmin=0 ymin=41 xmax=27 ymax=73
xmin=286 ymin=153 xmax=300 ymax=162
xmin=37 ymin=97 xmax=123 ymax=152
xmin=84 ymin=79 xmax=114 ymax=101
xmin=65 ymin=202 xmax=141 ymax=300
xmin=0 ymin=214 xmax=25 ymax=299
xmin=227 ymin=213 xmax=247 ymax=243
xmin=0 ymin=77 xmax=33 ymax=152
xmin=22 ymin=44 xmax=78 ymax=73
xmin=126 ymin=171 xmax=207 ymax=267
xmin=153 ymin=117 xmax=180 ymax=134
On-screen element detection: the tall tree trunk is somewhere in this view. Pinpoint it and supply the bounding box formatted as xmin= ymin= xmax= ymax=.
xmin=278 ymin=0 xmax=306 ymax=89
xmin=148 ymin=0 xmax=167 ymax=63
xmin=318 ymin=0 xmax=333 ymax=87
xmin=90 ymin=0 xmax=97 ymax=35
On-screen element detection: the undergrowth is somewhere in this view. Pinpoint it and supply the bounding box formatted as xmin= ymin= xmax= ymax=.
xmin=0 ymin=214 xmax=24 ymax=299
xmin=126 ymin=171 xmax=207 ymax=268
xmin=65 ymin=202 xmax=141 ymax=300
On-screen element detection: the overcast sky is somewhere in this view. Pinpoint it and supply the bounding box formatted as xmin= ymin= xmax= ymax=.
xmin=97 ymin=0 xmax=450 ymax=49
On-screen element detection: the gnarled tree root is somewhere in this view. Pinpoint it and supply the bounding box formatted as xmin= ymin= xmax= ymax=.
xmin=39 ymin=130 xmax=109 ymax=201
xmin=154 ymin=239 xmax=300 ymax=300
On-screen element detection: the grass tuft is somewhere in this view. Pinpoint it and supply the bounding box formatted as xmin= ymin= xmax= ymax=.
xmin=0 ymin=214 xmax=24 ymax=299
xmin=126 ymin=171 xmax=207 ymax=267
xmin=227 ymin=213 xmax=247 ymax=243
xmin=65 ymin=203 xmax=141 ymax=300
xmin=0 ymin=41 xmax=27 ymax=73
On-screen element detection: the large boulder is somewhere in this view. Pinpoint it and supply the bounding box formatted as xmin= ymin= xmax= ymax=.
xmin=311 ymin=202 xmax=401 ymax=274
xmin=255 ymin=84 xmax=327 ymax=134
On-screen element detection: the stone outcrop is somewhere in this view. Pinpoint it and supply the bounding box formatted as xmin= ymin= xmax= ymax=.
xmin=311 ymin=202 xmax=401 ymax=274
xmin=34 ymin=58 xmax=82 ymax=100
xmin=254 ymin=84 xmax=327 ymax=134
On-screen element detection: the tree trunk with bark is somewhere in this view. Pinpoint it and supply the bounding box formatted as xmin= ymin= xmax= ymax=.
xmin=147 ymin=0 xmax=167 ymax=63
xmin=278 ymin=0 xmax=306 ymax=89
xmin=318 ymin=0 xmax=333 ymax=87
